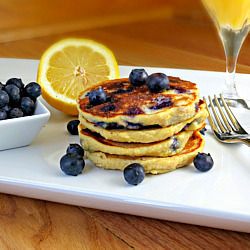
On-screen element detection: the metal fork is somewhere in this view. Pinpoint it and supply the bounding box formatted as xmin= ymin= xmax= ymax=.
xmin=203 ymin=94 xmax=250 ymax=146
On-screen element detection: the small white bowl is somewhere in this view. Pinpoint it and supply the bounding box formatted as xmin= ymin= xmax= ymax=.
xmin=0 ymin=100 xmax=50 ymax=151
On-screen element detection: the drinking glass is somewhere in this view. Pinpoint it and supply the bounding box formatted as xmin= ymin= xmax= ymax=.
xmin=202 ymin=0 xmax=250 ymax=108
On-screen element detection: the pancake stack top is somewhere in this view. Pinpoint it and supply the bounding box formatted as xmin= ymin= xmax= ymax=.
xmin=77 ymin=72 xmax=208 ymax=174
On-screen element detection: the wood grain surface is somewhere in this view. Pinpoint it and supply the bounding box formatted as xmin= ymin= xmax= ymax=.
xmin=0 ymin=0 xmax=249 ymax=249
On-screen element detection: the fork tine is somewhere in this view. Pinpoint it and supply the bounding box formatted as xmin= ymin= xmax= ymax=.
xmin=208 ymin=95 xmax=227 ymax=133
xmin=214 ymin=95 xmax=232 ymax=132
xmin=220 ymin=94 xmax=245 ymax=132
xmin=203 ymin=96 xmax=220 ymax=133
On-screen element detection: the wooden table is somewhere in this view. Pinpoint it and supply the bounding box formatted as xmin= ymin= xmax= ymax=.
xmin=0 ymin=0 xmax=249 ymax=248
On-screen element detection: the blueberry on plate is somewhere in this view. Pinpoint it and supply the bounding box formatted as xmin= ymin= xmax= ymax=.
xmin=88 ymin=87 xmax=106 ymax=106
xmin=0 ymin=90 xmax=9 ymax=108
xmin=0 ymin=110 xmax=7 ymax=120
xmin=129 ymin=69 xmax=148 ymax=86
xmin=9 ymin=107 xmax=24 ymax=119
xmin=6 ymin=78 xmax=24 ymax=90
xmin=60 ymin=153 xmax=85 ymax=176
xmin=66 ymin=143 xmax=84 ymax=156
xmin=24 ymin=82 xmax=41 ymax=100
xmin=146 ymin=73 xmax=169 ymax=93
xmin=193 ymin=152 xmax=214 ymax=172
xmin=123 ymin=163 xmax=145 ymax=185
xmin=20 ymin=97 xmax=35 ymax=116
xmin=5 ymin=84 xmax=21 ymax=105
xmin=67 ymin=120 xmax=80 ymax=135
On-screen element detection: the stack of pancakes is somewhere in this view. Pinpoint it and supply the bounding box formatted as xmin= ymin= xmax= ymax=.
xmin=77 ymin=76 xmax=208 ymax=174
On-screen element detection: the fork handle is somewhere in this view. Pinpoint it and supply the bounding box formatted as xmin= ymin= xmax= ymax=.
xmin=238 ymin=138 xmax=250 ymax=147
xmin=229 ymin=134 xmax=250 ymax=140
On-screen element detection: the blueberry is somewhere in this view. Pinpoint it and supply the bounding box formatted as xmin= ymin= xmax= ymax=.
xmin=5 ymin=84 xmax=20 ymax=105
xmin=0 ymin=104 xmax=11 ymax=113
xmin=126 ymin=122 xmax=144 ymax=129
xmin=146 ymin=73 xmax=169 ymax=93
xmin=0 ymin=90 xmax=9 ymax=108
xmin=20 ymin=97 xmax=35 ymax=116
xmin=193 ymin=153 xmax=214 ymax=172
xmin=200 ymin=127 xmax=207 ymax=135
xmin=60 ymin=153 xmax=85 ymax=176
xmin=66 ymin=143 xmax=84 ymax=156
xmin=88 ymin=87 xmax=106 ymax=106
xmin=149 ymin=97 xmax=172 ymax=110
xmin=0 ymin=110 xmax=7 ymax=120
xmin=24 ymin=82 xmax=41 ymax=100
xmin=106 ymin=122 xmax=124 ymax=129
xmin=129 ymin=69 xmax=148 ymax=86
xmin=100 ymin=103 xmax=116 ymax=112
xmin=9 ymin=107 xmax=24 ymax=118
xmin=170 ymin=137 xmax=179 ymax=151
xmin=6 ymin=78 xmax=24 ymax=90
xmin=67 ymin=120 xmax=80 ymax=135
xmin=123 ymin=163 xmax=145 ymax=185
xmin=0 ymin=82 xmax=4 ymax=90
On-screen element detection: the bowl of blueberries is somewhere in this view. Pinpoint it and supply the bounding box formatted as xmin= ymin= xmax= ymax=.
xmin=0 ymin=78 xmax=50 ymax=151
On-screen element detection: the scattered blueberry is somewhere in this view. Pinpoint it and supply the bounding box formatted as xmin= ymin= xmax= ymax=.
xmin=129 ymin=69 xmax=148 ymax=86
xmin=200 ymin=127 xmax=207 ymax=135
xmin=60 ymin=153 xmax=85 ymax=176
xmin=88 ymin=87 xmax=106 ymax=106
xmin=24 ymin=82 xmax=41 ymax=100
xmin=6 ymin=78 xmax=24 ymax=90
xmin=146 ymin=73 xmax=169 ymax=93
xmin=4 ymin=84 xmax=21 ymax=105
xmin=0 ymin=110 xmax=7 ymax=120
xmin=123 ymin=163 xmax=145 ymax=185
xmin=67 ymin=120 xmax=80 ymax=135
xmin=0 ymin=90 xmax=9 ymax=108
xmin=193 ymin=153 xmax=214 ymax=172
xmin=66 ymin=143 xmax=84 ymax=156
xmin=9 ymin=107 xmax=24 ymax=118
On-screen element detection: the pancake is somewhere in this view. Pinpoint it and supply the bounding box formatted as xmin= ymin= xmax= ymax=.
xmin=86 ymin=131 xmax=204 ymax=174
xmin=79 ymin=100 xmax=207 ymax=143
xmin=79 ymin=125 xmax=193 ymax=157
xmin=77 ymin=77 xmax=200 ymax=128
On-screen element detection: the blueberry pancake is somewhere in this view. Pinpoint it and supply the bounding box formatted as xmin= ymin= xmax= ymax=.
xmin=79 ymin=125 xmax=193 ymax=157
xmin=85 ymin=131 xmax=205 ymax=174
xmin=78 ymin=100 xmax=207 ymax=143
xmin=77 ymin=77 xmax=200 ymax=128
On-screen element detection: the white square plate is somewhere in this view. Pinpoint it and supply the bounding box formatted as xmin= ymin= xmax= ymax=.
xmin=0 ymin=58 xmax=249 ymax=232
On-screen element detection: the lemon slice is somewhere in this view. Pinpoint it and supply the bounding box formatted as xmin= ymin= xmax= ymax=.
xmin=37 ymin=38 xmax=119 ymax=115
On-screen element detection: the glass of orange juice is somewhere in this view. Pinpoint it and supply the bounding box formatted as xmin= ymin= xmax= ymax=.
xmin=202 ymin=0 xmax=250 ymax=108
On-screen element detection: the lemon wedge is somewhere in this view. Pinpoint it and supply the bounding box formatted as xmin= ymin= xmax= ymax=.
xmin=37 ymin=38 xmax=119 ymax=115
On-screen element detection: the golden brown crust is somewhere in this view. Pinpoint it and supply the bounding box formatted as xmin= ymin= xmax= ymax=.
xmin=86 ymin=131 xmax=205 ymax=174
xmin=77 ymin=77 xmax=200 ymax=127
xmin=78 ymin=77 xmax=197 ymax=117
xmin=79 ymin=125 xmax=193 ymax=157
xmin=78 ymin=100 xmax=208 ymax=143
